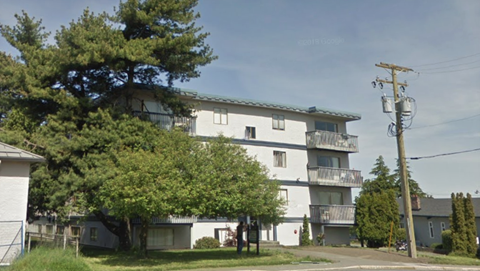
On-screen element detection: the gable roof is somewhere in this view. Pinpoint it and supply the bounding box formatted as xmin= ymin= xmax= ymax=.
xmin=397 ymin=198 xmax=480 ymax=218
xmin=0 ymin=142 xmax=45 ymax=163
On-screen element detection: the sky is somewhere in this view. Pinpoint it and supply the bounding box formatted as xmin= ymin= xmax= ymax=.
xmin=1 ymin=0 xmax=479 ymax=199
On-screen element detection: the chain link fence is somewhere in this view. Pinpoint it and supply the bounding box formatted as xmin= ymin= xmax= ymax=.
xmin=0 ymin=220 xmax=24 ymax=266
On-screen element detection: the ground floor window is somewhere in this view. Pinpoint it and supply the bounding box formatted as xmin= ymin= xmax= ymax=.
xmin=148 ymin=228 xmax=174 ymax=247
xmin=71 ymin=226 xmax=81 ymax=237
xmin=428 ymin=221 xmax=434 ymax=238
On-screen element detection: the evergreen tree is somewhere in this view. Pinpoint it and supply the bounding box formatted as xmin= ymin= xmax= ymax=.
xmin=360 ymin=155 xmax=396 ymax=195
xmin=301 ymin=214 xmax=313 ymax=246
xmin=464 ymin=193 xmax=478 ymax=257
xmin=450 ymin=193 xmax=468 ymax=255
xmin=355 ymin=190 xmax=399 ymax=248
xmin=392 ymin=159 xmax=427 ymax=198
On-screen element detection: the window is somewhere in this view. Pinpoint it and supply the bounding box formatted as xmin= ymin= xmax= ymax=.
xmin=319 ymin=191 xmax=343 ymax=205
xmin=272 ymin=114 xmax=285 ymax=130
xmin=279 ymin=189 xmax=288 ymax=205
xmin=317 ymin=156 xmax=340 ymax=168
xmin=440 ymin=222 xmax=446 ymax=232
xmin=245 ymin=126 xmax=256 ymax=139
xmin=213 ymin=108 xmax=228 ymax=124
xmin=71 ymin=226 xmax=81 ymax=237
xmin=273 ymin=151 xmax=286 ymax=167
xmin=90 ymin=228 xmax=98 ymax=241
xmin=148 ymin=228 xmax=174 ymax=247
xmin=315 ymin=121 xmax=337 ymax=132
xmin=428 ymin=221 xmax=434 ymax=238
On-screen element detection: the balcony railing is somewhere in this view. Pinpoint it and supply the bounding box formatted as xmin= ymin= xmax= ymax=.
xmin=308 ymin=167 xmax=363 ymax=188
xmin=306 ymin=130 xmax=358 ymax=153
xmin=309 ymin=205 xmax=355 ymax=225
xmin=133 ymin=111 xmax=196 ymax=136
xmin=132 ymin=216 xmax=197 ymax=224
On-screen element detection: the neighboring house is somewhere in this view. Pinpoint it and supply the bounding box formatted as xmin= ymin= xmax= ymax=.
xmin=0 ymin=142 xmax=44 ymax=265
xmin=397 ymin=197 xmax=480 ymax=247
xmin=31 ymin=87 xmax=363 ymax=249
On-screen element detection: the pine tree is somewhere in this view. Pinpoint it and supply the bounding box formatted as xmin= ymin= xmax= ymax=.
xmin=301 ymin=214 xmax=313 ymax=246
xmin=360 ymin=155 xmax=396 ymax=195
xmin=451 ymin=193 xmax=468 ymax=255
xmin=392 ymin=159 xmax=427 ymax=198
xmin=464 ymin=193 xmax=478 ymax=257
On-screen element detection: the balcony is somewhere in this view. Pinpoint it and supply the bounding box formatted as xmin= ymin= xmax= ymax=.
xmin=308 ymin=167 xmax=362 ymax=188
xmin=133 ymin=111 xmax=196 ymax=136
xmin=306 ymin=130 xmax=358 ymax=153
xmin=309 ymin=205 xmax=355 ymax=225
xmin=132 ymin=216 xmax=197 ymax=224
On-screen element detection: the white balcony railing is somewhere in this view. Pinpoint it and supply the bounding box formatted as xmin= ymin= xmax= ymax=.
xmin=132 ymin=111 xmax=196 ymax=136
xmin=309 ymin=205 xmax=355 ymax=225
xmin=306 ymin=130 xmax=358 ymax=153
xmin=308 ymin=167 xmax=363 ymax=188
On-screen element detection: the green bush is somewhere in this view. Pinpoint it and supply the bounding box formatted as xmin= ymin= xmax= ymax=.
xmin=396 ymin=228 xmax=406 ymax=241
xmin=7 ymin=246 xmax=91 ymax=271
xmin=193 ymin=236 xmax=221 ymax=249
xmin=430 ymin=243 xmax=443 ymax=249
xmin=441 ymin=230 xmax=452 ymax=252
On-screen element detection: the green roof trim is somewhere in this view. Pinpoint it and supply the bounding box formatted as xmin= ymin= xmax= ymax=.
xmin=174 ymin=88 xmax=361 ymax=120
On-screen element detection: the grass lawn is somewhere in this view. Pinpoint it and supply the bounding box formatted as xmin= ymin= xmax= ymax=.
xmin=7 ymin=246 xmax=327 ymax=271
xmin=82 ymin=247 xmax=326 ymax=271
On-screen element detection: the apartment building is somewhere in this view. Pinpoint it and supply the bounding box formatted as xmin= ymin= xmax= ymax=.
xmin=128 ymin=88 xmax=362 ymax=247
xmin=29 ymin=87 xmax=362 ymax=249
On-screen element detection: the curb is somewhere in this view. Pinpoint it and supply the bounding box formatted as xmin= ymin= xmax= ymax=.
xmin=232 ymin=265 xmax=480 ymax=271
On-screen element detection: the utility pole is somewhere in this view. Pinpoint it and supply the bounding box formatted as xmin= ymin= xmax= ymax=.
xmin=375 ymin=62 xmax=417 ymax=258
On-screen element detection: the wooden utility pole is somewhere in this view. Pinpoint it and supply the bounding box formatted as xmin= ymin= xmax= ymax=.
xmin=375 ymin=62 xmax=417 ymax=258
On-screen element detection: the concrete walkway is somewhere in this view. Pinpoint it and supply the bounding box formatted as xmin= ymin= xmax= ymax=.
xmin=184 ymin=247 xmax=480 ymax=271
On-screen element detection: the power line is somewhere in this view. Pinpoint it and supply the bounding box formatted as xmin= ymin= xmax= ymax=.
xmin=419 ymin=65 xmax=480 ymax=74
xmin=408 ymin=113 xmax=480 ymax=130
xmin=416 ymin=59 xmax=480 ymax=71
xmin=407 ymin=147 xmax=480 ymax=160
xmin=409 ymin=52 xmax=480 ymax=68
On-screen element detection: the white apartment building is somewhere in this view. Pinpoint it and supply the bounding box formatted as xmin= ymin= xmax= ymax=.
xmin=29 ymin=87 xmax=362 ymax=249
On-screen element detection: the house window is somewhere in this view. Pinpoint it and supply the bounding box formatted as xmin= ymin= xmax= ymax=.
xmin=213 ymin=108 xmax=228 ymax=124
xmin=273 ymin=151 xmax=286 ymax=167
xmin=428 ymin=221 xmax=434 ymax=238
xmin=440 ymin=222 xmax=446 ymax=232
xmin=315 ymin=121 xmax=337 ymax=132
xmin=245 ymin=126 xmax=256 ymax=139
xmin=90 ymin=228 xmax=98 ymax=241
xmin=148 ymin=228 xmax=174 ymax=247
xmin=279 ymin=189 xmax=288 ymax=205
xmin=272 ymin=114 xmax=285 ymax=130
xmin=319 ymin=191 xmax=343 ymax=205
xmin=71 ymin=226 xmax=81 ymax=237
xmin=317 ymin=156 xmax=340 ymax=168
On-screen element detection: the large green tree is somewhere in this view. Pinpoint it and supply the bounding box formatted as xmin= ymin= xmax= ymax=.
xmin=392 ymin=159 xmax=427 ymax=198
xmin=450 ymin=192 xmax=477 ymax=257
xmin=356 ymin=156 xmax=400 ymax=247
xmin=0 ymin=0 xmax=217 ymax=251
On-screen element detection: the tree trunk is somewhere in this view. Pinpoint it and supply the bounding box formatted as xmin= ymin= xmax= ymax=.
xmin=94 ymin=211 xmax=132 ymax=251
xmin=140 ymin=218 xmax=149 ymax=257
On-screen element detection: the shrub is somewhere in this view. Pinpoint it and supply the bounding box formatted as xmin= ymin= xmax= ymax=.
xmin=7 ymin=246 xmax=91 ymax=271
xmin=430 ymin=243 xmax=443 ymax=249
xmin=301 ymin=214 xmax=313 ymax=246
xmin=441 ymin=230 xmax=452 ymax=252
xmin=316 ymin=233 xmax=325 ymax=246
xmin=193 ymin=237 xmax=220 ymax=249
xmin=396 ymin=228 xmax=406 ymax=241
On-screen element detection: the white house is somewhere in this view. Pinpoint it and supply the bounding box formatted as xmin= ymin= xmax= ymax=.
xmin=30 ymin=87 xmax=362 ymax=250
xmin=0 ymin=142 xmax=44 ymax=265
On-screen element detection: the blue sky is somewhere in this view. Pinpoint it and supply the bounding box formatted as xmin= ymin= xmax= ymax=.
xmin=1 ymin=0 xmax=479 ymax=198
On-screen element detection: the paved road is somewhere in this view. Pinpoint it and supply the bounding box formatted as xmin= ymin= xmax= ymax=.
xmin=184 ymin=246 xmax=480 ymax=271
